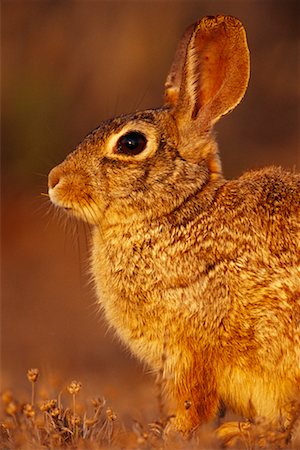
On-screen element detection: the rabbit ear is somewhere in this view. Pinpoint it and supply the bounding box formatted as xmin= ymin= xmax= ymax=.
xmin=164 ymin=23 xmax=195 ymax=106
xmin=165 ymin=15 xmax=250 ymax=134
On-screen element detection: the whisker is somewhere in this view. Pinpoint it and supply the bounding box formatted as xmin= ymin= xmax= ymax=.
xmin=34 ymin=172 xmax=48 ymax=178
xmin=74 ymin=220 xmax=86 ymax=292
xmin=88 ymin=194 xmax=102 ymax=214
xmin=113 ymin=90 xmax=120 ymax=117
xmin=81 ymin=195 xmax=99 ymax=227
xmin=133 ymin=86 xmax=150 ymax=112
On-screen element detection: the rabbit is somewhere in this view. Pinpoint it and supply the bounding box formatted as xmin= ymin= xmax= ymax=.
xmin=48 ymin=15 xmax=300 ymax=437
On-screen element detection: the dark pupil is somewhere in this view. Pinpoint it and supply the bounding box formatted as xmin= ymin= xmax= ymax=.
xmin=117 ymin=131 xmax=147 ymax=155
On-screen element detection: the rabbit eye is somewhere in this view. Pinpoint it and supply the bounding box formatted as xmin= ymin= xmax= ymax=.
xmin=116 ymin=131 xmax=147 ymax=155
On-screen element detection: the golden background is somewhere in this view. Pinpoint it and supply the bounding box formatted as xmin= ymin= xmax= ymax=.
xmin=2 ymin=0 xmax=299 ymax=427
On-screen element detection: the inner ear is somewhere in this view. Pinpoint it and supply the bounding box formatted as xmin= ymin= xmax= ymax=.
xmin=190 ymin=28 xmax=230 ymax=119
xmin=187 ymin=16 xmax=250 ymax=124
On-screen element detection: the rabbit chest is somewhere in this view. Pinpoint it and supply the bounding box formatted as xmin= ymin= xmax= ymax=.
xmin=90 ymin=193 xmax=258 ymax=372
xmin=91 ymin=215 xmax=225 ymax=369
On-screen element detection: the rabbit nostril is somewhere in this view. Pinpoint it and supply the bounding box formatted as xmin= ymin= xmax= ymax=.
xmin=48 ymin=168 xmax=61 ymax=190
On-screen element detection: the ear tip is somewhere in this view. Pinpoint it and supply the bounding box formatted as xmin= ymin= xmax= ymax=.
xmin=199 ymin=15 xmax=245 ymax=32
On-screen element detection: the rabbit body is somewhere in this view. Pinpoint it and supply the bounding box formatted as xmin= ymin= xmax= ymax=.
xmin=48 ymin=16 xmax=300 ymax=433
xmin=91 ymin=156 xmax=300 ymax=431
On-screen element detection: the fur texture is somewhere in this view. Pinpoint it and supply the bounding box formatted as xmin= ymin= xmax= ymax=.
xmin=48 ymin=16 xmax=300 ymax=435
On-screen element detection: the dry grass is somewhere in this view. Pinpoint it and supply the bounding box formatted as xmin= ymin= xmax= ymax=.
xmin=0 ymin=368 xmax=215 ymax=449
xmin=1 ymin=369 xmax=300 ymax=449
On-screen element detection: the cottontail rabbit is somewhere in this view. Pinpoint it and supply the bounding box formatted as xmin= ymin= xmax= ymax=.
xmin=48 ymin=15 xmax=300 ymax=436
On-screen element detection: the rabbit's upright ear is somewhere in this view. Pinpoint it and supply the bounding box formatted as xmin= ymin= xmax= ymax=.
xmin=165 ymin=15 xmax=250 ymax=154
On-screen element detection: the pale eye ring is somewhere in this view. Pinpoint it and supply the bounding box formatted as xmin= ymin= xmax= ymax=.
xmin=116 ymin=131 xmax=147 ymax=155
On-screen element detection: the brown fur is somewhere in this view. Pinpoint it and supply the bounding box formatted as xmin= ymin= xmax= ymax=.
xmin=48 ymin=16 xmax=300 ymax=436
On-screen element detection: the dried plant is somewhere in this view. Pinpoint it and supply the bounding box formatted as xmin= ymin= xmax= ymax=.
xmin=1 ymin=368 xmax=300 ymax=449
xmin=27 ymin=368 xmax=39 ymax=405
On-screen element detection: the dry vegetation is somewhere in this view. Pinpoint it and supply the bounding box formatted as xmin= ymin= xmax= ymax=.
xmin=0 ymin=368 xmax=214 ymax=449
xmin=1 ymin=368 xmax=300 ymax=449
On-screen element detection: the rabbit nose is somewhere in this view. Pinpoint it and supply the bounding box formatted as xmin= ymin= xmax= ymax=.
xmin=48 ymin=167 xmax=61 ymax=190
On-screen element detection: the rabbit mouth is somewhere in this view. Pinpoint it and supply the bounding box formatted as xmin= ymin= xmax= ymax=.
xmin=48 ymin=187 xmax=76 ymax=214
xmin=48 ymin=186 xmax=99 ymax=225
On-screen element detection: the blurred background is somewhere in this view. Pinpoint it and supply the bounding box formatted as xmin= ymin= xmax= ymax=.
xmin=1 ymin=0 xmax=299 ymax=423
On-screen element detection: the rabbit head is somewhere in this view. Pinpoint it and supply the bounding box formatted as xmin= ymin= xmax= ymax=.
xmin=48 ymin=16 xmax=249 ymax=226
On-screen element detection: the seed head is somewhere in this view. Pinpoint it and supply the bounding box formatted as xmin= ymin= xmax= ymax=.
xmin=2 ymin=390 xmax=13 ymax=405
xmin=6 ymin=401 xmax=17 ymax=416
xmin=40 ymin=399 xmax=57 ymax=412
xmin=106 ymin=406 xmax=117 ymax=422
xmin=67 ymin=380 xmax=82 ymax=395
xmin=51 ymin=407 xmax=61 ymax=418
xmin=91 ymin=397 xmax=105 ymax=408
xmin=23 ymin=403 xmax=35 ymax=418
xmin=27 ymin=368 xmax=39 ymax=383
xmin=71 ymin=414 xmax=81 ymax=426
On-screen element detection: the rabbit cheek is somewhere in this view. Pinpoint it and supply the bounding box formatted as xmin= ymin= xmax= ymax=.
xmin=105 ymin=167 xmax=142 ymax=199
xmin=100 ymin=160 xmax=153 ymax=216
